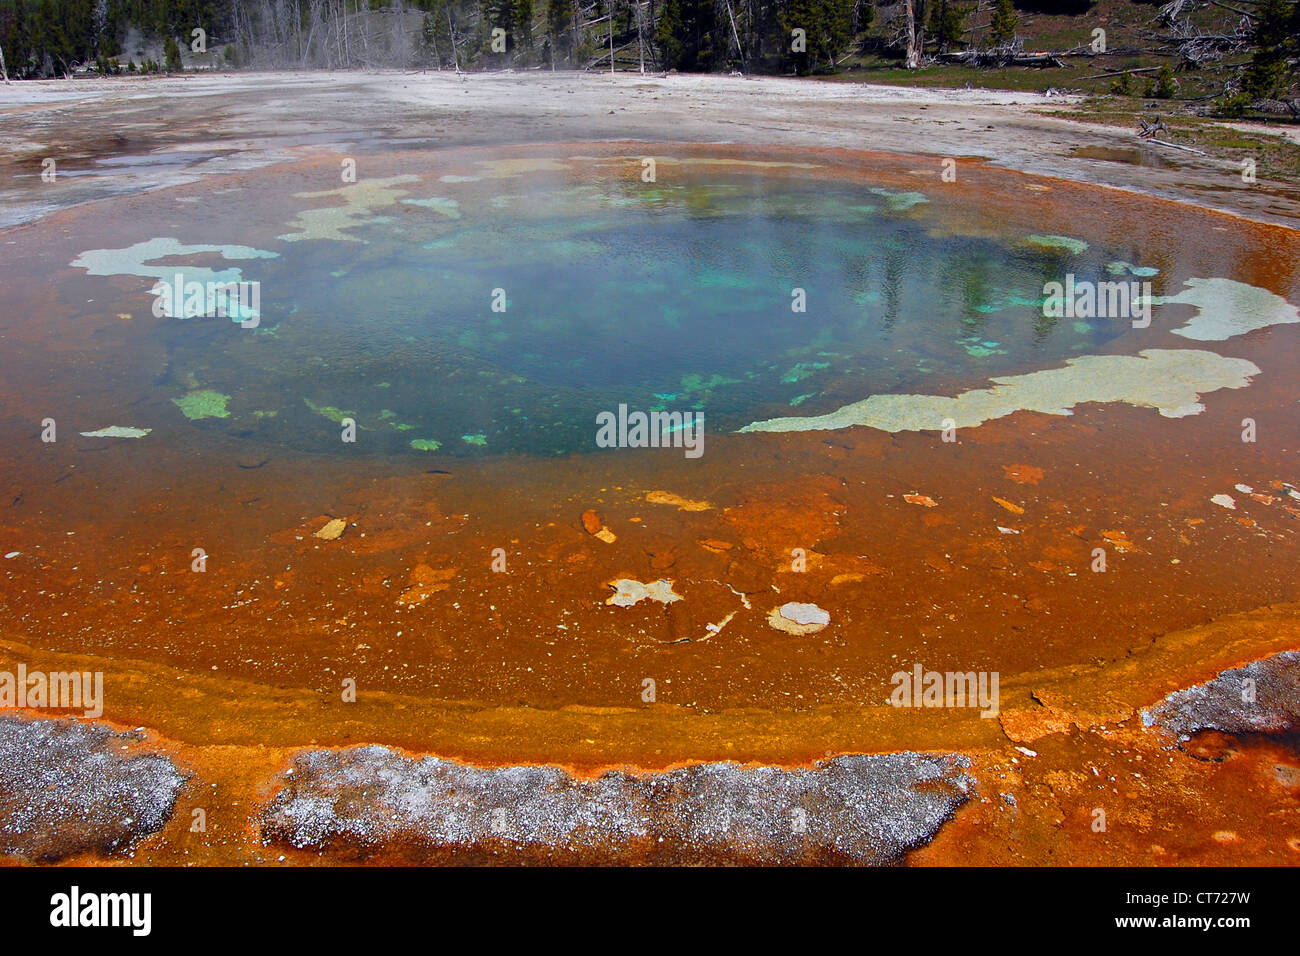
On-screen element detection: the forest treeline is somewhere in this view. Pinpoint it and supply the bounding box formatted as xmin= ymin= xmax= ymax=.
xmin=0 ymin=0 xmax=1296 ymax=99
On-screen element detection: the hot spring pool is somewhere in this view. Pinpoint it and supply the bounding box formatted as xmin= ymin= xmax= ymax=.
xmin=46 ymin=147 xmax=1222 ymax=459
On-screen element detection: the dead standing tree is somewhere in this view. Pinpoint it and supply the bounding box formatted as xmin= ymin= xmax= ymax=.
xmin=903 ymin=0 xmax=926 ymax=67
xmin=879 ymin=0 xmax=928 ymax=67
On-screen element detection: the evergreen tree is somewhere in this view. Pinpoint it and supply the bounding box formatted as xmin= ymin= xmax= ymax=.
xmin=547 ymin=0 xmax=572 ymax=62
xmin=514 ymin=0 xmax=533 ymax=49
xmin=1243 ymin=0 xmax=1299 ymax=99
xmin=782 ymin=0 xmax=854 ymax=74
xmin=33 ymin=0 xmax=72 ymax=76
xmin=2 ymin=0 xmax=31 ymax=78
xmin=654 ymin=0 xmax=685 ymax=68
xmin=927 ymin=0 xmax=965 ymax=51
xmin=163 ymin=32 xmax=181 ymax=70
xmin=1146 ymin=62 xmax=1176 ymax=98
xmin=988 ymin=0 xmax=1017 ymax=45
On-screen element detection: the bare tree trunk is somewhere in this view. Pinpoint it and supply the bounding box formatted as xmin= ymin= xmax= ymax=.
xmin=636 ymin=0 xmax=644 ymax=73
xmin=723 ymin=0 xmax=744 ymax=71
xmin=343 ymin=0 xmax=353 ymax=68
xmin=301 ymin=0 xmax=320 ymax=67
xmin=447 ymin=8 xmax=461 ymax=72
xmin=1 ymin=45 xmax=10 ymax=83
xmin=904 ymin=0 xmax=925 ymax=68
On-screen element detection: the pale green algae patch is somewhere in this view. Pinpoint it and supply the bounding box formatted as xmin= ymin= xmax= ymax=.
xmin=70 ymin=238 xmax=278 ymax=319
xmin=410 ymin=439 xmax=442 ymax=451
xmin=279 ymin=175 xmax=420 ymax=243
xmin=173 ymin=389 xmax=231 ymax=420
xmin=461 ymin=434 xmax=488 ymax=446
xmin=304 ymin=398 xmax=354 ymax=423
xmin=869 ymin=187 xmax=929 ymax=211
xmin=738 ymin=349 xmax=1260 ymax=434
xmin=1108 ymin=261 xmax=1159 ymax=277
xmin=80 ymin=426 xmax=151 ymax=438
xmin=571 ymin=156 xmax=822 ymax=172
xmin=681 ymin=373 xmax=741 ymax=393
xmin=1026 ymin=234 xmax=1089 ymax=255
xmin=1152 ymin=277 xmax=1300 ymax=341
xmin=400 ymin=197 xmax=461 ymax=218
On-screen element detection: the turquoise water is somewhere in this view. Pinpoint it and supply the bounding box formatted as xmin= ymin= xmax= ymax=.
xmin=149 ymin=178 xmax=1135 ymax=456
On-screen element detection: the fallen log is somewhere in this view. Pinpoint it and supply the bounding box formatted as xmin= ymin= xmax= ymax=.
xmin=937 ymin=49 xmax=1066 ymax=68
xmin=1081 ymin=66 xmax=1160 ymax=80
xmin=1143 ymin=137 xmax=1209 ymax=155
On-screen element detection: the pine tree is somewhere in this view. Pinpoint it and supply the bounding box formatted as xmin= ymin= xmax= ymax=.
xmin=927 ymin=0 xmax=965 ymax=51
xmin=2 ymin=0 xmax=31 ymax=78
xmin=989 ymin=0 xmax=1017 ymax=45
xmin=33 ymin=0 xmax=72 ymax=76
xmin=655 ymin=0 xmax=685 ymax=68
xmin=781 ymin=0 xmax=854 ymax=75
xmin=515 ymin=0 xmax=534 ymax=49
xmin=1146 ymin=62 xmax=1176 ymax=99
xmin=163 ymin=33 xmax=182 ymax=71
xmin=1243 ymin=0 xmax=1299 ymax=99
xmin=547 ymin=0 xmax=572 ymax=62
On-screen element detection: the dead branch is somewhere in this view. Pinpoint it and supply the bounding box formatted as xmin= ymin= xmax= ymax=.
xmin=1081 ymin=66 xmax=1160 ymax=80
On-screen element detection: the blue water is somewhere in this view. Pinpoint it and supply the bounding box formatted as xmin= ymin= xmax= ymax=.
xmin=153 ymin=178 xmax=1132 ymax=456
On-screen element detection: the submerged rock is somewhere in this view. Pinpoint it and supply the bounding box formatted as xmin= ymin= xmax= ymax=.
xmin=314 ymin=518 xmax=347 ymax=541
xmin=767 ymin=601 xmax=831 ymax=635
xmin=644 ymin=490 xmax=712 ymax=511
xmin=397 ymin=565 xmax=457 ymax=605
xmin=606 ymin=578 xmax=682 ymax=607
xmin=582 ymin=509 xmax=617 ymax=543
xmin=780 ymin=602 xmax=829 ymax=625
xmin=0 ymin=716 xmax=185 ymax=861
xmin=79 ymin=426 xmax=151 ymax=439
xmin=261 ymin=747 xmax=974 ymax=864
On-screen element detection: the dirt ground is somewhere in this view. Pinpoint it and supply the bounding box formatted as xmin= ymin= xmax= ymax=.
xmin=1 ymin=70 xmax=1297 ymax=228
